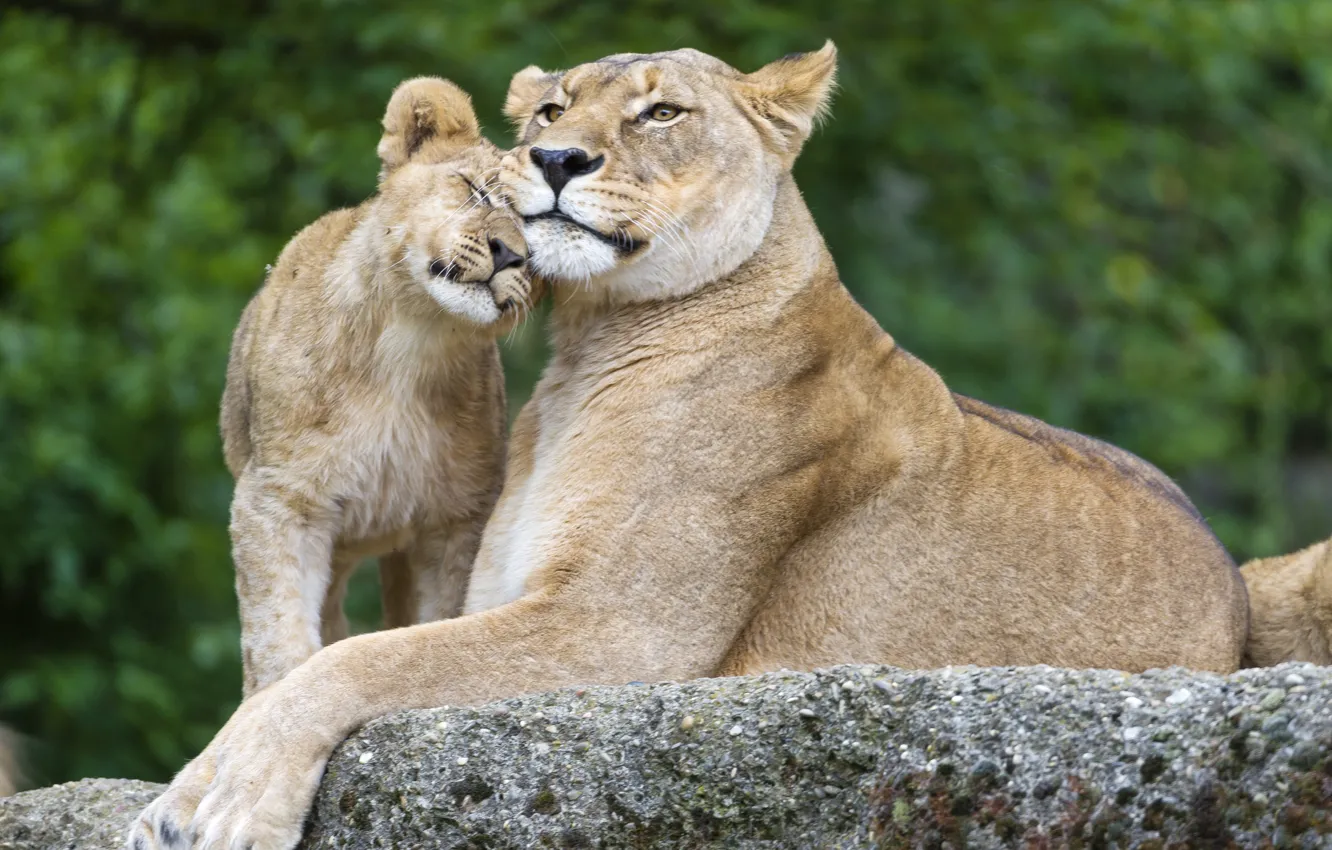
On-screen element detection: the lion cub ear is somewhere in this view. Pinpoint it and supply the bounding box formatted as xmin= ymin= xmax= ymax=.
xmin=737 ymin=41 xmax=838 ymax=167
xmin=504 ymin=65 xmax=561 ymax=137
xmin=377 ymin=77 xmax=482 ymax=180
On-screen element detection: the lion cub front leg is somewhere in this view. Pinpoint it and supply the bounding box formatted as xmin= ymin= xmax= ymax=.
xmin=320 ymin=554 xmax=358 ymax=645
xmin=378 ymin=551 xmax=418 ymax=629
xmin=413 ymin=520 xmax=485 ymax=623
xmin=231 ymin=469 xmax=340 ymax=699
xmin=380 ymin=522 xmax=482 ymax=629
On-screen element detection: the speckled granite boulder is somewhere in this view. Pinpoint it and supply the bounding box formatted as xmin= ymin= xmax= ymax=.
xmin=4 ymin=664 xmax=1330 ymax=848
xmin=0 ymin=779 xmax=163 ymax=850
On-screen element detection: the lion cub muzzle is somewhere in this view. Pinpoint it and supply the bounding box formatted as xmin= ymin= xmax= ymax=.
xmin=485 ymin=237 xmax=527 ymax=313
xmin=490 ymin=267 xmax=530 ymax=314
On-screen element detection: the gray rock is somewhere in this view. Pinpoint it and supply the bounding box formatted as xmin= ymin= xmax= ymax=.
xmin=3 ymin=664 xmax=1330 ymax=848
xmin=0 ymin=778 xmax=163 ymax=850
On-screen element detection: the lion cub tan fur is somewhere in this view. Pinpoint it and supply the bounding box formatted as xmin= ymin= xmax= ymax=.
xmin=1241 ymin=537 xmax=1332 ymax=666
xmin=221 ymin=78 xmax=532 ymax=697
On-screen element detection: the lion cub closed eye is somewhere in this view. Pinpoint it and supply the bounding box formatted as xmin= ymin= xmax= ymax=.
xmin=220 ymin=77 xmax=535 ymax=698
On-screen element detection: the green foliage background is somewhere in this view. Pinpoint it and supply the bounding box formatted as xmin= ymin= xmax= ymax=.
xmin=1 ymin=0 xmax=1329 ymax=786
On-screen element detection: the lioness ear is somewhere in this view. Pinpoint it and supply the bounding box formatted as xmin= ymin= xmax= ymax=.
xmin=377 ymin=77 xmax=481 ymax=179
xmin=504 ymin=65 xmax=560 ymax=135
xmin=737 ymin=40 xmax=838 ymax=165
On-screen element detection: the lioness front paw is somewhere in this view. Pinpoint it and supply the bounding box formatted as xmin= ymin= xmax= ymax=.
xmin=127 ymin=685 xmax=336 ymax=850
xmin=187 ymin=741 xmax=327 ymax=850
xmin=126 ymin=751 xmax=214 ymax=849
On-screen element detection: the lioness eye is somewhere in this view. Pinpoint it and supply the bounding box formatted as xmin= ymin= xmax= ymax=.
xmin=539 ymin=103 xmax=565 ymax=124
xmin=647 ymin=104 xmax=681 ymax=122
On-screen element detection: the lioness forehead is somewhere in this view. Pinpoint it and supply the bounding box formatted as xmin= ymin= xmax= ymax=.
xmin=559 ymin=48 xmax=740 ymax=96
xmin=592 ymin=48 xmax=740 ymax=77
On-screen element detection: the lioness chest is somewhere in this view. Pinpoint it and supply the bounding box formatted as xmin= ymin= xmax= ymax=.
xmin=463 ymin=315 xmax=703 ymax=612
xmin=463 ymin=368 xmax=588 ymax=610
xmin=463 ymin=290 xmax=852 ymax=613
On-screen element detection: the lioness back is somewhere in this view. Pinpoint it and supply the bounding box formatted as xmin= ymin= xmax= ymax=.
xmin=952 ymin=394 xmax=1204 ymax=520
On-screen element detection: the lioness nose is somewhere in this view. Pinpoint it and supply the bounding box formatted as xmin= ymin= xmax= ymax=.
xmin=530 ymin=147 xmax=604 ymax=198
xmin=489 ymin=239 xmax=525 ymax=273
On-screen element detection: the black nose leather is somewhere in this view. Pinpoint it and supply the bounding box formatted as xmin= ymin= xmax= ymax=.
xmin=530 ymin=147 xmax=604 ymax=198
xmin=489 ymin=239 xmax=524 ymax=273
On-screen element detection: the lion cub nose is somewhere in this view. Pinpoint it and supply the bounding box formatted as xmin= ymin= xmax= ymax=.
xmin=530 ymin=147 xmax=604 ymax=198
xmin=489 ymin=238 xmax=525 ymax=274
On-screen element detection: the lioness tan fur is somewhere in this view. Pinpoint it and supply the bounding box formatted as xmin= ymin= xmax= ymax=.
xmin=220 ymin=77 xmax=533 ymax=698
xmin=1241 ymin=536 xmax=1332 ymax=666
xmin=131 ymin=46 xmax=1249 ymax=850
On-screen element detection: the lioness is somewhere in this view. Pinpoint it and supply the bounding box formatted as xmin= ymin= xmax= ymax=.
xmin=221 ymin=77 xmax=532 ymax=697
xmin=1241 ymin=536 xmax=1332 ymax=666
xmin=130 ymin=45 xmax=1248 ymax=849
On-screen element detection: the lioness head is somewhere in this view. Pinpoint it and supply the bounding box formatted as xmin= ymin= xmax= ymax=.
xmin=497 ymin=43 xmax=836 ymax=303
xmin=376 ymin=77 xmax=533 ymax=327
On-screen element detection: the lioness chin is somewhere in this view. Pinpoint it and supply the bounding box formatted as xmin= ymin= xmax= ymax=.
xmin=132 ymin=46 xmax=1250 ymax=850
xmin=221 ymin=77 xmax=533 ymax=698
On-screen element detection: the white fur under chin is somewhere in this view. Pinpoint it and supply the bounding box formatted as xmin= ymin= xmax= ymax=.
xmin=423 ymin=279 xmax=503 ymax=326
xmin=525 ymin=219 xmax=620 ymax=283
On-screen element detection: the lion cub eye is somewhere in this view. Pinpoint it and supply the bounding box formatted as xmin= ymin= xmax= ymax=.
xmin=464 ymin=177 xmax=492 ymax=207
xmin=644 ymin=103 xmax=684 ymax=123
xmin=537 ymin=104 xmax=565 ymax=126
xmin=429 ymin=259 xmax=459 ymax=280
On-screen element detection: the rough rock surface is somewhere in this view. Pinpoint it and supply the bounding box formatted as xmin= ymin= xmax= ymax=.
xmin=3 ymin=664 xmax=1330 ymax=848
xmin=0 ymin=779 xmax=163 ymax=850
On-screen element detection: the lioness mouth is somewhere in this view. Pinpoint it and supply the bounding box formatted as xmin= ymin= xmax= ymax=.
xmin=526 ymin=210 xmax=641 ymax=253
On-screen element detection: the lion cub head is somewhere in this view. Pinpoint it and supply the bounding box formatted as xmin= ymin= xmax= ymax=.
xmin=376 ymin=77 xmax=533 ymax=327
xmin=497 ymin=43 xmax=836 ymax=304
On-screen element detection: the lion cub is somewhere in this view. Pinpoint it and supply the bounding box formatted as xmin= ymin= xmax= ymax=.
xmin=221 ymin=77 xmax=533 ymax=697
xmin=1241 ymin=536 xmax=1332 ymax=666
